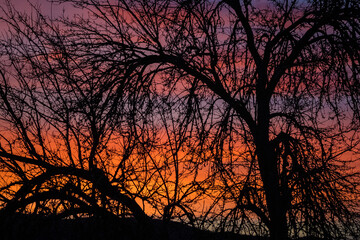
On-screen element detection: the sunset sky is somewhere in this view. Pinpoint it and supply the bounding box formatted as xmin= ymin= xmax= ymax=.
xmin=0 ymin=1 xmax=359 ymax=239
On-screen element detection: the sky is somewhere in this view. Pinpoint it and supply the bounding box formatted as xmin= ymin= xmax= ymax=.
xmin=0 ymin=1 xmax=358 ymax=236
xmin=0 ymin=0 xmax=358 ymax=172
xmin=0 ymin=0 xmax=78 ymax=20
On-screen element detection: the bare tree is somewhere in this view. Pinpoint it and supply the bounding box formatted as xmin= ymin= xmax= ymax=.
xmin=0 ymin=1 xmax=154 ymax=229
xmin=0 ymin=0 xmax=359 ymax=239
xmin=0 ymin=2 xmax=210 ymax=238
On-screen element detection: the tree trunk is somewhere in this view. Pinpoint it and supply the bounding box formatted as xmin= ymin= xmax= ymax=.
xmin=256 ymin=102 xmax=288 ymax=240
xmin=257 ymin=146 xmax=288 ymax=240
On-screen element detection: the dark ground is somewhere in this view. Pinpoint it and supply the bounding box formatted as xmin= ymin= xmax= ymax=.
xmin=0 ymin=213 xmax=268 ymax=240
xmin=0 ymin=213 xmax=323 ymax=240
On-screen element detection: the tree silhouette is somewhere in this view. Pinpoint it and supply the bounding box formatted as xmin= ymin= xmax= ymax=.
xmin=0 ymin=0 xmax=151 ymax=230
xmin=0 ymin=0 xmax=359 ymax=239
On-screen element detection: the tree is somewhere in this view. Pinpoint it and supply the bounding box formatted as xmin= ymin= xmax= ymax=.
xmin=0 ymin=0 xmax=152 ymax=231
xmin=0 ymin=2 xmax=210 ymax=239
xmin=0 ymin=0 xmax=359 ymax=239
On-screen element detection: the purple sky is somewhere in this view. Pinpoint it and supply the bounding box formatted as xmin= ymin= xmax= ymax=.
xmin=1 ymin=0 xmax=79 ymax=19
xmin=0 ymin=0 xmax=84 ymax=34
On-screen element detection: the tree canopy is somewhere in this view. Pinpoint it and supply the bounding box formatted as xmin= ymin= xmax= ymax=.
xmin=0 ymin=0 xmax=359 ymax=239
